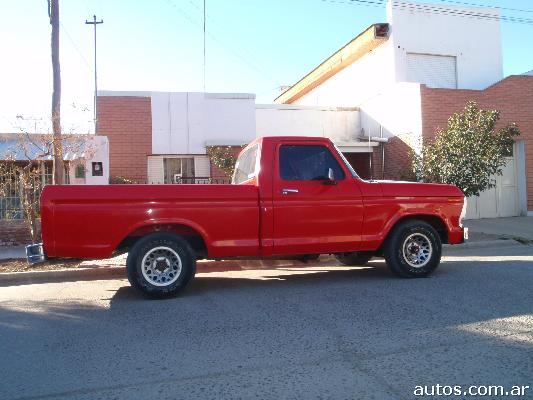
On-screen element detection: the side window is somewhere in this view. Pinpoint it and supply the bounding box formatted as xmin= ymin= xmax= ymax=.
xmin=279 ymin=145 xmax=345 ymax=181
xmin=233 ymin=144 xmax=258 ymax=184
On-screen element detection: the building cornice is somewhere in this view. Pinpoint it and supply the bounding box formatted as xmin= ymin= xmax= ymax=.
xmin=274 ymin=23 xmax=389 ymax=105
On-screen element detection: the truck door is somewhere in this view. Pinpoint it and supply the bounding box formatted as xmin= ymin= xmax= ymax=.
xmin=272 ymin=142 xmax=364 ymax=255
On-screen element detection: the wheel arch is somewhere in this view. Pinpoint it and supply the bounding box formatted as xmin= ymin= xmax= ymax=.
xmin=115 ymin=220 xmax=210 ymax=259
xmin=383 ymin=214 xmax=448 ymax=248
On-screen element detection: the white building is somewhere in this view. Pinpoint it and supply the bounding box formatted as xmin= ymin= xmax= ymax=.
xmin=96 ymin=0 xmax=531 ymax=219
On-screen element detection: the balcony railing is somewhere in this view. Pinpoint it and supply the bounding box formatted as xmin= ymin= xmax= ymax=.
xmin=173 ymin=176 xmax=231 ymax=184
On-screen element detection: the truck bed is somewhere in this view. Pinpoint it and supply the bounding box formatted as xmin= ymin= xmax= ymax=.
xmin=41 ymin=184 xmax=260 ymax=259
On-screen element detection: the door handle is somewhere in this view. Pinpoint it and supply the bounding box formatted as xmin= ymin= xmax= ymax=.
xmin=282 ymin=188 xmax=299 ymax=195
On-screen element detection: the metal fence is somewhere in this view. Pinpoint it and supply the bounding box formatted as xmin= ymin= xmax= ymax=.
xmin=174 ymin=176 xmax=231 ymax=184
xmin=0 ymin=162 xmax=53 ymax=220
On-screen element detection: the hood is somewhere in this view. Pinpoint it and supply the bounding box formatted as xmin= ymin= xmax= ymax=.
xmin=377 ymin=180 xmax=464 ymax=198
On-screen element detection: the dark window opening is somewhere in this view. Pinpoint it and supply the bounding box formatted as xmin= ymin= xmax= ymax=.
xmin=92 ymin=162 xmax=103 ymax=177
xmin=279 ymin=145 xmax=345 ymax=181
xmin=75 ymin=164 xmax=85 ymax=179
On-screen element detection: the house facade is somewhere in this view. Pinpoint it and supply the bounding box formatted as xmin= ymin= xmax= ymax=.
xmin=275 ymin=0 xmax=532 ymax=218
xmin=97 ymin=91 xmax=377 ymax=185
xmin=96 ymin=0 xmax=532 ymax=218
xmin=0 ymin=134 xmax=109 ymax=244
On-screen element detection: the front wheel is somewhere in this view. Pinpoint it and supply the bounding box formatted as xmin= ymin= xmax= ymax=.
xmin=384 ymin=220 xmax=441 ymax=278
xmin=126 ymin=233 xmax=196 ymax=298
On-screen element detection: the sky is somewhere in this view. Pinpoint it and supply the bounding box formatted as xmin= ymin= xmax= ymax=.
xmin=1 ymin=0 xmax=533 ymax=134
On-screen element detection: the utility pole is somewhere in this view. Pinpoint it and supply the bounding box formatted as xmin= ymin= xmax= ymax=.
xmin=48 ymin=0 xmax=64 ymax=184
xmin=85 ymin=15 xmax=103 ymax=133
xmin=203 ymin=0 xmax=206 ymax=92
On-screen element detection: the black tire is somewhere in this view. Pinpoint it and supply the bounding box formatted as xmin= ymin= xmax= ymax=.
xmin=384 ymin=220 xmax=441 ymax=278
xmin=126 ymin=232 xmax=196 ymax=298
xmin=334 ymin=252 xmax=373 ymax=266
xmin=300 ymin=254 xmax=320 ymax=263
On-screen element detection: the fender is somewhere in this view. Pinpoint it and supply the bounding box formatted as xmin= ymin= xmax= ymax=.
xmin=115 ymin=217 xmax=213 ymax=256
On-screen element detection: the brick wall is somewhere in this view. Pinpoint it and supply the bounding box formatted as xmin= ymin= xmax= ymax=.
xmin=97 ymin=96 xmax=152 ymax=183
xmin=0 ymin=219 xmax=41 ymax=246
xmin=382 ymin=135 xmax=416 ymax=181
xmin=421 ymin=75 xmax=533 ymax=210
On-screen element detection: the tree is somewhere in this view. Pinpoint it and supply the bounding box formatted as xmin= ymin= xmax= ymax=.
xmin=0 ymin=133 xmax=95 ymax=243
xmin=414 ymin=101 xmax=520 ymax=197
xmin=206 ymin=146 xmax=243 ymax=178
xmin=48 ymin=0 xmax=64 ymax=184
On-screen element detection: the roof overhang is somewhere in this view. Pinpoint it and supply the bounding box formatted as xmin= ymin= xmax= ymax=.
xmin=336 ymin=141 xmax=380 ymax=153
xmin=0 ymin=133 xmax=104 ymax=161
xmin=275 ymin=23 xmax=389 ymax=105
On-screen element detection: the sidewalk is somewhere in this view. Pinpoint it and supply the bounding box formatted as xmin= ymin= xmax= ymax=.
xmin=0 ymin=246 xmax=25 ymax=260
xmin=465 ymin=216 xmax=533 ymax=242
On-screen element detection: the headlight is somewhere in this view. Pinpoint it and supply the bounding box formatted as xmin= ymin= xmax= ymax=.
xmin=459 ymin=197 xmax=467 ymax=227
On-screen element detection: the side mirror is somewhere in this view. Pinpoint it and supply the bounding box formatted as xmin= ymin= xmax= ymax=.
xmin=325 ymin=168 xmax=337 ymax=185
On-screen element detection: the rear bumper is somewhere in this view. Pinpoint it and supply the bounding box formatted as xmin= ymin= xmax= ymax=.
xmin=449 ymin=226 xmax=468 ymax=244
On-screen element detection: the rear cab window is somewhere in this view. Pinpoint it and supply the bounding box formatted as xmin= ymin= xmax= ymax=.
xmin=232 ymin=144 xmax=259 ymax=184
xmin=279 ymin=144 xmax=345 ymax=181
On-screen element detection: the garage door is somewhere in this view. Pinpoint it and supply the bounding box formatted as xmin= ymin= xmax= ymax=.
xmin=464 ymin=156 xmax=519 ymax=219
xmin=406 ymin=53 xmax=457 ymax=89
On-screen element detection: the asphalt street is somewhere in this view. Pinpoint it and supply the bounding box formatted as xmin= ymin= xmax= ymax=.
xmin=1 ymin=243 xmax=532 ymax=400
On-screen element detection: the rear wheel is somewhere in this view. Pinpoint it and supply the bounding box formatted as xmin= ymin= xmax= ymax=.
xmin=334 ymin=251 xmax=373 ymax=266
xmin=384 ymin=220 xmax=441 ymax=278
xmin=126 ymin=232 xmax=196 ymax=298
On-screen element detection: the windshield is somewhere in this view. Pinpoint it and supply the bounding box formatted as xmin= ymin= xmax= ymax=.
xmin=332 ymin=143 xmax=359 ymax=178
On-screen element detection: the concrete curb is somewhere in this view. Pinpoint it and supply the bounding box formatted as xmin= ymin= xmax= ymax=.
xmin=443 ymin=239 xmax=527 ymax=251
xmin=0 ymin=266 xmax=126 ymax=287
xmin=1 ymin=239 xmax=528 ymax=286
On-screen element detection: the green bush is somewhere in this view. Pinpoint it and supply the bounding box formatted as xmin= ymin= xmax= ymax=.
xmin=413 ymin=101 xmax=520 ymax=197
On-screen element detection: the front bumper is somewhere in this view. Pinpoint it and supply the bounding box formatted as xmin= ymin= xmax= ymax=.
xmin=448 ymin=226 xmax=468 ymax=244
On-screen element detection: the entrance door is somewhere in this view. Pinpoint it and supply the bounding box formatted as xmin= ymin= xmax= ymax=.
xmin=465 ymin=155 xmax=519 ymax=219
xmin=272 ymin=143 xmax=364 ymax=255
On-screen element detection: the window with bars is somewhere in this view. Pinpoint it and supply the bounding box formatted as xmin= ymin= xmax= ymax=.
xmin=0 ymin=162 xmax=53 ymax=220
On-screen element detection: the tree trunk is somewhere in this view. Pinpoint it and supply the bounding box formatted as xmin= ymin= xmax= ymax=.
xmin=21 ymin=163 xmax=39 ymax=244
xmin=50 ymin=0 xmax=64 ymax=184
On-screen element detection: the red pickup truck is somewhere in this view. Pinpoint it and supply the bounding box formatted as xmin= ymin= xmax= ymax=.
xmin=33 ymin=136 xmax=467 ymax=297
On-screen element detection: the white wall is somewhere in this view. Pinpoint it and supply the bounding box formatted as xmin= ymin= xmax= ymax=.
xmin=83 ymin=135 xmax=109 ymax=184
xmin=293 ymin=0 xmax=503 ymax=109
xmin=388 ymin=0 xmax=503 ymax=90
xmin=256 ymin=105 xmax=361 ymax=143
xmin=358 ymin=82 xmax=422 ymax=150
xmin=62 ymin=135 xmax=110 ymax=185
xmin=151 ymin=92 xmax=257 ymax=155
xmin=293 ymin=41 xmax=396 ymax=107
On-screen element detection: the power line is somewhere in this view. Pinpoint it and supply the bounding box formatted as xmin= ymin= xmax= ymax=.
xmin=164 ymin=0 xmax=278 ymax=85
xmin=203 ymin=0 xmax=206 ymax=92
xmin=59 ymin=21 xmax=93 ymax=72
xmin=319 ymin=0 xmax=533 ymax=25
xmin=182 ymin=0 xmax=264 ymax=73
xmin=431 ymin=0 xmax=533 ymax=14
xmin=391 ymin=1 xmax=533 ymax=24
xmin=85 ymin=15 xmax=104 ymax=133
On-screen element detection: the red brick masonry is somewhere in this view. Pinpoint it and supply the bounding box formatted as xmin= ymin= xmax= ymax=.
xmin=421 ymin=75 xmax=533 ymax=211
xmin=0 ymin=219 xmax=41 ymax=246
xmin=97 ymin=96 xmax=152 ymax=183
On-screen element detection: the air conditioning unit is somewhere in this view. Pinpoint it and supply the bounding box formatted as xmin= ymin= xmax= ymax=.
xmin=173 ymin=174 xmax=182 ymax=184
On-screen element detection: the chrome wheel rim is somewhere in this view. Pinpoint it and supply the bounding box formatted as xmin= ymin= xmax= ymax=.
xmin=141 ymin=246 xmax=182 ymax=286
xmin=402 ymin=233 xmax=432 ymax=268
